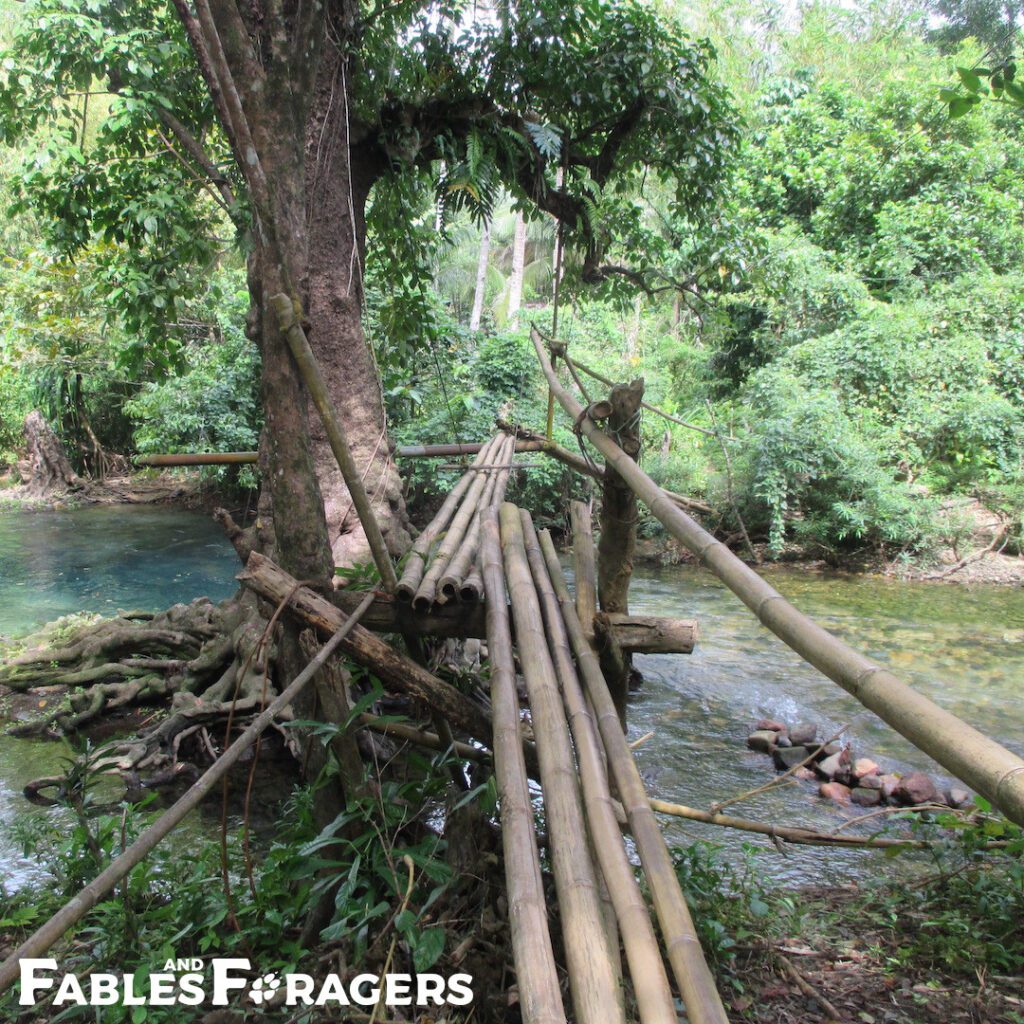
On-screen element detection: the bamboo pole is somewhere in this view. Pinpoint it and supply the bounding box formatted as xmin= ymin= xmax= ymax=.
xmin=538 ymin=527 xmax=730 ymax=1024
xmin=270 ymin=294 xmax=397 ymax=592
xmin=135 ymin=452 xmax=259 ymax=466
xmin=353 ymin=714 xmax=492 ymax=763
xmin=522 ymin=517 xmax=678 ymax=1024
xmin=440 ymin=435 xmax=515 ymax=601
xmin=0 ymin=592 xmax=375 ymax=998
xmin=414 ymin=437 xmax=506 ymax=611
xmin=500 ymin=505 xmax=623 ymax=1024
xmin=396 ymin=435 xmax=502 ymax=602
xmin=648 ymin=799 xmax=927 ymax=849
xmin=480 ymin=507 xmax=566 ymax=1024
xmin=533 ymin=327 xmax=1024 ymax=828
xmin=571 ymin=501 xmax=598 ymax=641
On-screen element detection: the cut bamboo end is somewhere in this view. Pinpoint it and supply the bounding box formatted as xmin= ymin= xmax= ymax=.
xmin=460 ymin=571 xmax=483 ymax=602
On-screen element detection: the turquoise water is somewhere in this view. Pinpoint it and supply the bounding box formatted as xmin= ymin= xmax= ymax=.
xmin=1 ymin=506 xmax=1022 ymax=886
xmin=0 ymin=505 xmax=240 ymax=638
xmin=0 ymin=506 xmax=241 ymax=889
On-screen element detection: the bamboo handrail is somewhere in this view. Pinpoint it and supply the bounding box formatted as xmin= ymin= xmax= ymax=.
xmin=500 ymin=505 xmax=624 ymax=1024
xmin=538 ymin=528 xmax=730 ymax=1024
xmin=532 ymin=327 xmax=1024 ymax=828
xmin=522 ymin=515 xmax=677 ymax=1024
xmin=480 ymin=507 xmax=567 ymax=1024
xmin=0 ymin=591 xmax=376 ymax=998
xmin=271 ymin=294 xmax=397 ymax=592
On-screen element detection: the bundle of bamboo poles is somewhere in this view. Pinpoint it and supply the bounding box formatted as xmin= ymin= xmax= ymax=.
xmin=395 ymin=433 xmax=516 ymax=609
xmin=480 ymin=499 xmax=730 ymax=1024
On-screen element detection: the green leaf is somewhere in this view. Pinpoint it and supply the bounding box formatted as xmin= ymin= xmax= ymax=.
xmin=412 ymin=927 xmax=446 ymax=972
xmin=956 ymin=67 xmax=982 ymax=93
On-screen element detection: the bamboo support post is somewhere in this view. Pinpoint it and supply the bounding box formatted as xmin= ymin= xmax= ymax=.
xmin=0 ymin=592 xmax=376 ymax=998
xmin=523 ymin=519 xmax=679 ymax=1024
xmin=439 ymin=435 xmax=515 ymax=602
xmin=479 ymin=507 xmax=566 ymax=1024
xmin=571 ymin=501 xmax=598 ymax=642
xmin=537 ymin=526 xmax=730 ymax=1024
xmin=499 ymin=505 xmax=624 ymax=1024
xmin=238 ymin=552 xmax=491 ymax=740
xmin=396 ymin=435 xmax=502 ymax=602
xmin=533 ymin=326 xmax=1024 ymax=828
xmin=270 ymin=294 xmax=397 ymax=591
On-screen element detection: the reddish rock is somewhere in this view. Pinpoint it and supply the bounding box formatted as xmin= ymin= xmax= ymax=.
xmin=946 ymin=787 xmax=972 ymax=809
xmin=819 ymin=782 xmax=851 ymax=804
xmin=851 ymin=787 xmax=882 ymax=807
xmin=853 ymin=758 xmax=879 ymax=780
xmin=793 ymin=766 xmax=817 ymax=782
xmin=894 ymin=772 xmax=940 ymax=806
xmin=747 ymin=730 xmax=778 ymax=753
xmin=756 ymin=719 xmax=786 ymax=732
xmin=879 ymin=774 xmax=901 ymax=800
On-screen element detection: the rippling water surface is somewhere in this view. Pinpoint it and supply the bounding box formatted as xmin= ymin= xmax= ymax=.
xmin=1 ymin=506 xmax=1021 ymax=887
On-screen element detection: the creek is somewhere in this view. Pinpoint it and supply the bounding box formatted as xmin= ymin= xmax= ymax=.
xmin=1 ymin=507 xmax=1021 ymax=889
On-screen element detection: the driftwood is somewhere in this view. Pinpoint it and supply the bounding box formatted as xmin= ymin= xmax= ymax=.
xmin=238 ymin=552 xmax=491 ymax=740
xmin=533 ymin=326 xmax=1024 ymax=829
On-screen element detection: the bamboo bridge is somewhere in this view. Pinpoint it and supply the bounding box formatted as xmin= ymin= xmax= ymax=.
xmin=4 ymin=321 xmax=1024 ymax=1024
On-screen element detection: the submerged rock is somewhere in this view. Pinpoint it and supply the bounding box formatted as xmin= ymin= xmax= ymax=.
xmin=773 ymin=745 xmax=809 ymax=770
xmin=851 ymin=787 xmax=882 ymax=807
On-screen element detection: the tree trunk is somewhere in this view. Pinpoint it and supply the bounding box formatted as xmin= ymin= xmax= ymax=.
xmin=304 ymin=46 xmax=412 ymax=567
xmin=470 ymin=223 xmax=490 ymax=331
xmin=20 ymin=411 xmax=86 ymax=499
xmin=507 ymin=211 xmax=527 ymax=328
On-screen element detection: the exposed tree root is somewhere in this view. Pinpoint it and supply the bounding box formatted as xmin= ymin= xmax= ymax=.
xmin=1 ymin=591 xmax=286 ymax=786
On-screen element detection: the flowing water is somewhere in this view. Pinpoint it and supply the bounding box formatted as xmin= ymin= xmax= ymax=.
xmin=1 ymin=507 xmax=1022 ymax=888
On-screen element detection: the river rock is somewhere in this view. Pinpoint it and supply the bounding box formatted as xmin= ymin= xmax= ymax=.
xmin=946 ymin=787 xmax=972 ymax=809
xmin=756 ymin=719 xmax=786 ymax=732
xmin=851 ymin=787 xmax=882 ymax=807
xmin=894 ymin=772 xmax=939 ymax=806
xmin=879 ymin=774 xmax=901 ymax=800
xmin=773 ymin=745 xmax=809 ymax=770
xmin=816 ymin=741 xmax=842 ymax=759
xmin=746 ymin=730 xmax=778 ymax=753
xmin=788 ymin=722 xmax=817 ymax=746
xmin=774 ymin=732 xmax=792 ymax=748
xmin=858 ymin=773 xmax=882 ymax=790
xmin=853 ymin=758 xmax=879 ymax=780
xmin=793 ymin=766 xmax=817 ymax=782
xmin=819 ymin=782 xmax=851 ymax=804
xmin=816 ymin=749 xmax=850 ymax=781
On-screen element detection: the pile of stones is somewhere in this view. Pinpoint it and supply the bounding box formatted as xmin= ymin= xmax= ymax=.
xmin=746 ymin=719 xmax=973 ymax=810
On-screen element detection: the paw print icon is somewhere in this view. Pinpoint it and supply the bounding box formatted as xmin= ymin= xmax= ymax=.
xmin=249 ymin=973 xmax=282 ymax=1004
